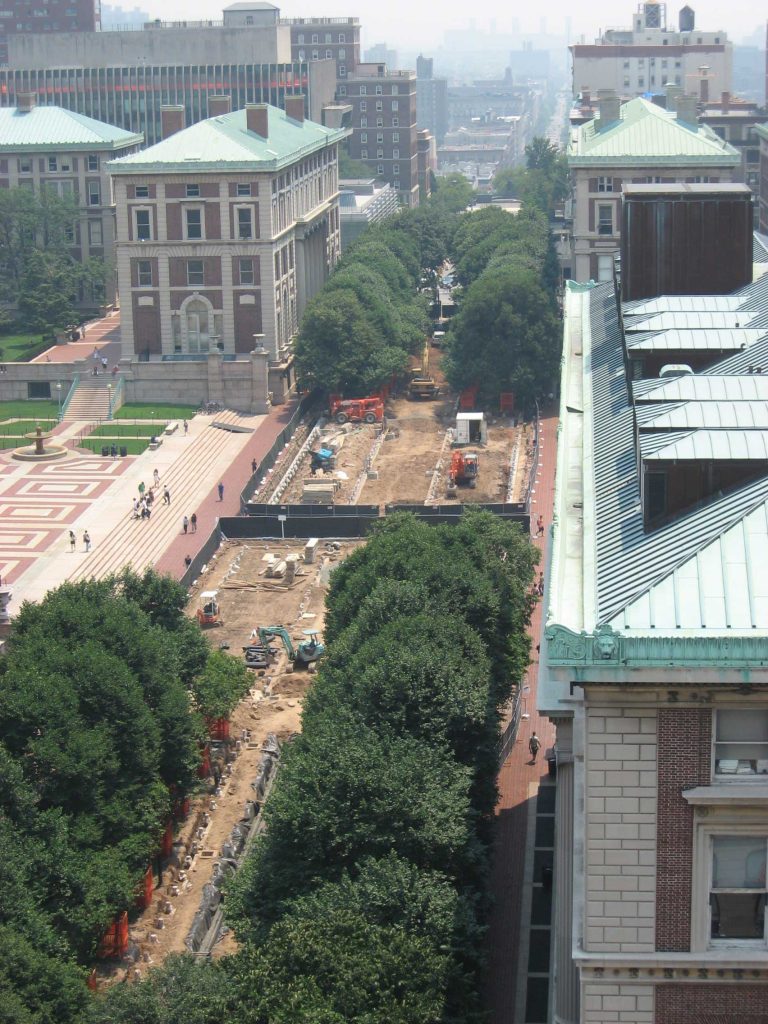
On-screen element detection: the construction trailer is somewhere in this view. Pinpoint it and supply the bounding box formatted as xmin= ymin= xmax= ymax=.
xmin=455 ymin=412 xmax=487 ymax=446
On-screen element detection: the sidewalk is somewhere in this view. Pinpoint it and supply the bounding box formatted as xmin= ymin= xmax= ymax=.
xmin=486 ymin=411 xmax=558 ymax=1024
xmin=30 ymin=310 xmax=121 ymax=366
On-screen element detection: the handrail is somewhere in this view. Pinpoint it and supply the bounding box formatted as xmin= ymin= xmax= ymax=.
xmin=59 ymin=374 xmax=79 ymax=421
xmin=108 ymin=375 xmax=124 ymax=421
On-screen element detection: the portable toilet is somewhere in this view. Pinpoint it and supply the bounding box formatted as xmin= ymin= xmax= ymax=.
xmin=455 ymin=412 xmax=487 ymax=445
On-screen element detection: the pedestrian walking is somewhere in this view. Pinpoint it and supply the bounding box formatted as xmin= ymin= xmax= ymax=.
xmin=153 ymin=468 xmax=160 ymax=486
xmin=101 ymin=356 xmax=108 ymax=371
xmin=536 ymin=514 xmax=544 ymax=537
xmin=251 ymin=457 xmax=258 ymax=474
xmin=184 ymin=554 xmax=192 ymax=569
xmin=69 ymin=530 xmax=76 ymax=552
xmin=183 ymin=419 xmax=188 ymax=435
xmin=138 ymin=480 xmax=145 ymax=497
xmin=163 ymin=487 xmax=171 ymax=505
xmin=182 ymin=515 xmax=189 ymax=534
xmin=217 ymin=481 xmax=224 ymax=501
xmin=529 ymin=732 xmax=541 ymax=764
xmin=83 ymin=530 xmax=91 ymax=552
xmin=190 ymin=512 xmax=197 ymax=533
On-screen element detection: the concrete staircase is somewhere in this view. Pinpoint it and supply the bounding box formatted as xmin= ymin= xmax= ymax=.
xmin=62 ymin=376 xmax=112 ymax=422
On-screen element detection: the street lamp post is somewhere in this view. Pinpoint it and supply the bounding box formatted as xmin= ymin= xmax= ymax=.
xmin=56 ymin=381 xmax=62 ymax=421
xmin=107 ymin=383 xmax=113 ymax=421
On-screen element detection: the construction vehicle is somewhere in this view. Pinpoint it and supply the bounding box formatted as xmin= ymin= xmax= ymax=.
xmin=257 ymin=626 xmax=325 ymax=667
xmin=329 ymin=395 xmax=384 ymax=425
xmin=309 ymin=447 xmax=335 ymax=473
xmin=196 ymin=591 xmax=223 ymax=627
xmin=408 ymin=340 xmax=439 ymax=400
xmin=447 ymin=450 xmax=479 ymax=496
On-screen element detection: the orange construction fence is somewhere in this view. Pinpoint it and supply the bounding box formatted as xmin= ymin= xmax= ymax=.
xmin=96 ymin=911 xmax=129 ymax=959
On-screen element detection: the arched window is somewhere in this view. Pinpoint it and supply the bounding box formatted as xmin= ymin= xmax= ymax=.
xmin=183 ymin=296 xmax=212 ymax=353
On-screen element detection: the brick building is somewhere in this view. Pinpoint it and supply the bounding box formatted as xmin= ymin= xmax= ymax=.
xmin=107 ymin=98 xmax=348 ymax=401
xmin=0 ymin=93 xmax=142 ymax=306
xmin=540 ymin=268 xmax=768 ymax=1022
xmin=0 ymin=0 xmax=100 ymax=61
xmin=568 ymin=93 xmax=740 ymax=282
xmin=339 ymin=64 xmax=419 ymax=207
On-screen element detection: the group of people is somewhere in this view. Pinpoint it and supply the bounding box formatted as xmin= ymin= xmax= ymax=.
xmin=68 ymin=529 xmax=91 ymax=552
xmin=133 ymin=471 xmax=171 ymax=520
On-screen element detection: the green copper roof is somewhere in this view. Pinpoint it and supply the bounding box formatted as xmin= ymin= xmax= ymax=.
xmin=568 ymin=97 xmax=740 ymax=167
xmin=108 ymin=105 xmax=348 ymax=175
xmin=0 ymin=106 xmax=142 ymax=152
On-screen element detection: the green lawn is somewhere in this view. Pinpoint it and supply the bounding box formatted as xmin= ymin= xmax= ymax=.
xmin=90 ymin=422 xmax=167 ymax=438
xmin=78 ymin=437 xmax=150 ymax=455
xmin=116 ymin=403 xmax=197 ymax=420
xmin=0 ymin=333 xmax=51 ymax=363
xmin=0 ymin=400 xmax=61 ymax=420
xmin=0 ymin=418 xmax=57 ymax=435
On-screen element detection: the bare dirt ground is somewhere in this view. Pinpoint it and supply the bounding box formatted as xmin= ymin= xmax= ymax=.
xmin=279 ymin=422 xmax=381 ymax=505
xmin=96 ymin=540 xmax=361 ymax=985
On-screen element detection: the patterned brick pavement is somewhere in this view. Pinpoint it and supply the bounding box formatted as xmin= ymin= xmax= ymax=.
xmin=486 ymin=411 xmax=559 ymax=1024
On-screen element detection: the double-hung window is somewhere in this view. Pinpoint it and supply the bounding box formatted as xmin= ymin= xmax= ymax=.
xmin=597 ymin=204 xmax=613 ymax=235
xmin=134 ymin=208 xmax=151 ymax=241
xmin=185 ymin=207 xmax=203 ymax=240
xmin=237 ymin=206 xmax=253 ymax=240
xmin=187 ymin=259 xmax=204 ymax=287
xmin=710 ymin=836 xmax=767 ymax=942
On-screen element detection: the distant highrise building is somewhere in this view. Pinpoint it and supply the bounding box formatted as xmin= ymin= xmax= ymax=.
xmin=100 ymin=3 xmax=148 ymax=28
xmin=0 ymin=0 xmax=101 ymax=61
xmin=365 ymin=43 xmax=398 ymax=69
xmin=416 ymin=54 xmax=449 ymax=145
xmin=287 ymin=15 xmax=361 ymax=80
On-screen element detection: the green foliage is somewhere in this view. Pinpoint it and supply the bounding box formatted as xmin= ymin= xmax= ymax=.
xmin=443 ymin=261 xmax=561 ymax=409
xmin=237 ymin=857 xmax=478 ymax=1024
xmin=0 ymin=186 xmax=104 ymax=333
xmin=86 ymin=955 xmax=241 ymax=1024
xmin=430 ymin=173 xmax=474 ymax=213
xmin=493 ymin=137 xmax=568 ymax=217
xmin=0 ymin=571 xmax=208 ymax=982
xmin=192 ymin=651 xmax=252 ymax=719
xmin=0 ymin=925 xmax=88 ymax=1024
xmin=338 ymin=149 xmax=381 ymax=181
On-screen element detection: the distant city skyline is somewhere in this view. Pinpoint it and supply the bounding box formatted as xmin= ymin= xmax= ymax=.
xmin=140 ymin=1 xmax=764 ymax=50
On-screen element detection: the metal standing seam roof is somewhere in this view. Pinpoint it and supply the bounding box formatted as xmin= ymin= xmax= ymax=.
xmin=623 ymin=295 xmax=745 ymax=315
xmin=586 ymin=284 xmax=768 ymax=626
xmin=633 ymin=375 xmax=768 ymax=403
xmin=107 ymin=105 xmax=348 ymax=174
xmin=639 ymin=401 xmax=768 ymax=430
xmin=0 ymin=106 xmax=142 ymax=150
xmin=642 ymin=430 xmax=768 ymax=461
xmin=625 ymin=328 xmax=766 ymax=352
xmin=754 ymin=232 xmax=768 ymax=263
xmin=625 ymin=311 xmax=759 ymax=331
xmin=608 ymin=499 xmax=768 ymax=631
xmin=703 ymin=337 xmax=768 ymax=375
xmin=568 ymin=96 xmax=741 ymax=167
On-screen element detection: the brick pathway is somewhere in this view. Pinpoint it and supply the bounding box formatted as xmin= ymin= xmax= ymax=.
xmin=153 ymin=399 xmax=298 ymax=577
xmin=0 ymin=401 xmax=297 ymax=610
xmin=31 ymin=310 xmax=121 ymax=367
xmin=486 ymin=410 xmax=559 ymax=1024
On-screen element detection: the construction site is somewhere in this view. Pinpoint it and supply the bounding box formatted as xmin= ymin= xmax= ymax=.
xmin=90 ymin=312 xmax=541 ymax=984
xmin=254 ymin=349 xmax=535 ymax=509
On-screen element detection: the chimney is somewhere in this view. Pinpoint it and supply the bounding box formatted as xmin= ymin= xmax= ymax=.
xmin=597 ymin=91 xmax=621 ymax=129
xmin=665 ymin=83 xmax=682 ymax=109
xmin=208 ymin=94 xmax=231 ymax=117
xmin=720 ymin=90 xmax=730 ymax=113
xmin=675 ymin=93 xmax=698 ymax=126
xmin=16 ymin=92 xmax=36 ymax=113
xmin=160 ymin=104 xmax=185 ymax=139
xmin=582 ymin=89 xmax=591 ymax=110
xmin=246 ymin=103 xmax=269 ymax=138
xmin=284 ymin=94 xmax=305 ymax=123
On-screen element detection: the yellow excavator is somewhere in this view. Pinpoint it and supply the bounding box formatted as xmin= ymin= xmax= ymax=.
xmin=409 ymin=340 xmax=439 ymax=400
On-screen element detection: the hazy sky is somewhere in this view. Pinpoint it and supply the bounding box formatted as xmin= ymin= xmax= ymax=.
xmin=143 ymin=1 xmax=764 ymax=50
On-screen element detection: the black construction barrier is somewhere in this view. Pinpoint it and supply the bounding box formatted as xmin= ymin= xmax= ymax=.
xmin=222 ymin=507 xmax=529 ymax=540
xmin=385 ymin=502 xmax=527 ymax=516
xmin=245 ymin=502 xmax=379 ymax=518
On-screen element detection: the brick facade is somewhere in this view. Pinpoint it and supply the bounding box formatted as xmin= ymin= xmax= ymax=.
xmin=655 ymin=708 xmax=712 ymax=952
xmin=656 ymin=983 xmax=768 ymax=1023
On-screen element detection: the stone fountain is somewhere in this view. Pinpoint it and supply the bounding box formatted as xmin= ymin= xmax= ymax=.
xmin=12 ymin=423 xmax=68 ymax=462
